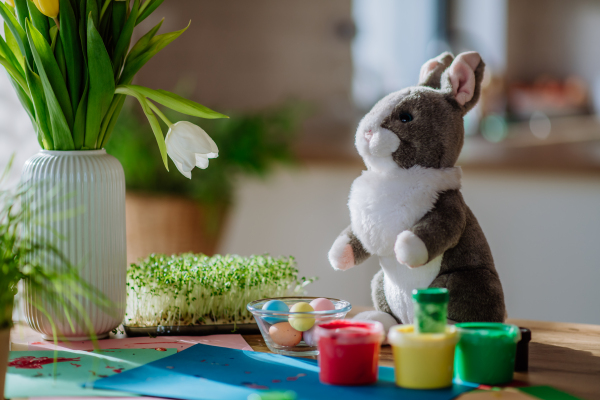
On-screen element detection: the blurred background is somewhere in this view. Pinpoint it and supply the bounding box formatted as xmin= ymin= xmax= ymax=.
xmin=2 ymin=0 xmax=600 ymax=324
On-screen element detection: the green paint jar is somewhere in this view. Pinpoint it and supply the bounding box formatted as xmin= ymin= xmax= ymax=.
xmin=454 ymin=323 xmax=521 ymax=385
xmin=412 ymin=288 xmax=449 ymax=334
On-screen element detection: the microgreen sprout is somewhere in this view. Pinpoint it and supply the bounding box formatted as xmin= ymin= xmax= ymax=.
xmin=125 ymin=253 xmax=316 ymax=327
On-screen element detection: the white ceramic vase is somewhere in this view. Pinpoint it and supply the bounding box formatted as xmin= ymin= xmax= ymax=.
xmin=21 ymin=150 xmax=126 ymax=340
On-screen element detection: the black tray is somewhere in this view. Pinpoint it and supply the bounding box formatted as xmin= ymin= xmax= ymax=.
xmin=123 ymin=323 xmax=260 ymax=337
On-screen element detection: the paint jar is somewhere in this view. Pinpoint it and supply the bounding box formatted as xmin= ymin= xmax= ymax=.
xmin=515 ymin=327 xmax=531 ymax=372
xmin=388 ymin=324 xmax=458 ymax=389
xmin=412 ymin=288 xmax=449 ymax=334
xmin=455 ymin=323 xmax=521 ymax=385
xmin=315 ymin=320 xmax=384 ymax=386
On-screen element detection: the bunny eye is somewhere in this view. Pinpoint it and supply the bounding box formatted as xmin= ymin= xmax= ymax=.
xmin=399 ymin=113 xmax=413 ymax=123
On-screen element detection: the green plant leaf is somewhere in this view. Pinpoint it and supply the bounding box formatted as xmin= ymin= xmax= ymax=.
xmin=73 ymin=72 xmax=89 ymax=149
xmin=13 ymin=0 xmax=29 ymax=33
xmin=0 ymin=54 xmax=29 ymax=95
xmin=115 ymin=86 xmax=169 ymax=170
xmin=0 ymin=1 xmax=33 ymax=68
xmin=26 ymin=20 xmax=74 ymax=128
xmin=7 ymin=73 xmax=35 ymax=126
xmin=136 ymin=0 xmax=163 ymax=26
xmin=59 ymin=0 xmax=83 ymax=113
xmin=26 ymin=20 xmax=75 ymax=150
xmin=120 ymin=84 xmax=229 ymax=119
xmin=85 ymin=13 xmax=115 ymax=148
xmin=119 ymin=21 xmax=189 ymax=85
xmin=5 ymin=23 xmax=25 ymax=70
xmin=27 ymin=0 xmax=51 ymax=44
xmin=111 ymin=0 xmax=126 ymax=48
xmin=86 ymin=0 xmax=99 ymax=28
xmin=24 ymin=63 xmax=54 ymax=149
xmin=112 ymin=0 xmax=139 ymax=77
xmin=0 ymin=33 xmax=24 ymax=77
xmin=98 ymin=93 xmax=125 ymax=147
xmin=54 ymin=35 xmax=67 ymax=82
xmin=127 ymin=16 xmax=162 ymax=61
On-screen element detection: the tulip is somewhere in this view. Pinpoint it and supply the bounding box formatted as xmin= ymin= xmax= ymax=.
xmin=165 ymin=121 xmax=218 ymax=179
xmin=33 ymin=0 xmax=59 ymax=19
xmin=5 ymin=0 xmax=14 ymax=7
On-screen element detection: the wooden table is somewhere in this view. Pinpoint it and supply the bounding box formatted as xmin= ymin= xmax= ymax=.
xmin=243 ymin=316 xmax=600 ymax=400
xmin=10 ymin=317 xmax=600 ymax=400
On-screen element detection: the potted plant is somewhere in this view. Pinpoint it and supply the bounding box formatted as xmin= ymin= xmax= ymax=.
xmin=0 ymin=0 xmax=227 ymax=338
xmin=106 ymin=101 xmax=305 ymax=261
xmin=0 ymin=159 xmax=113 ymax=399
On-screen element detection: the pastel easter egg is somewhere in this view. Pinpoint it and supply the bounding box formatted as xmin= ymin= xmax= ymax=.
xmin=309 ymin=298 xmax=335 ymax=312
xmin=288 ymin=302 xmax=315 ymax=332
xmin=262 ymin=300 xmax=289 ymax=324
xmin=269 ymin=322 xmax=302 ymax=347
xmin=302 ymin=325 xmax=318 ymax=346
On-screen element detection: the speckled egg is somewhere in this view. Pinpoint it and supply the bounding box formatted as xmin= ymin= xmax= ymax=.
xmin=288 ymin=302 xmax=315 ymax=331
xmin=269 ymin=322 xmax=302 ymax=347
xmin=309 ymin=298 xmax=335 ymax=312
xmin=262 ymin=300 xmax=289 ymax=324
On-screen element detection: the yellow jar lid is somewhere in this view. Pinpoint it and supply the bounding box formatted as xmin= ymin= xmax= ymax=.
xmin=388 ymin=324 xmax=458 ymax=348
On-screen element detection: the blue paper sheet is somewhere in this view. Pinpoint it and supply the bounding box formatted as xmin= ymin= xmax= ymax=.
xmin=94 ymin=344 xmax=474 ymax=400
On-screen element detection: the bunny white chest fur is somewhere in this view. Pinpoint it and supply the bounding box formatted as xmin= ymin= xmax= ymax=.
xmin=348 ymin=166 xmax=462 ymax=256
xmin=348 ymin=166 xmax=462 ymax=324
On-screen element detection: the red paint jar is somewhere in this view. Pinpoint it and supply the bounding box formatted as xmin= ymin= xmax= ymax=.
xmin=315 ymin=320 xmax=384 ymax=386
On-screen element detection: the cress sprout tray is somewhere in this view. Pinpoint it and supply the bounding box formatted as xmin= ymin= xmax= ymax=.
xmin=123 ymin=323 xmax=260 ymax=337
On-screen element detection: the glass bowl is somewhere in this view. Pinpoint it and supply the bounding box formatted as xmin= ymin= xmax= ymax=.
xmin=247 ymin=297 xmax=352 ymax=356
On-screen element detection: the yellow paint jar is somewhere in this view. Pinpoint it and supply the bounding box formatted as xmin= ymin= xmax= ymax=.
xmin=388 ymin=324 xmax=458 ymax=389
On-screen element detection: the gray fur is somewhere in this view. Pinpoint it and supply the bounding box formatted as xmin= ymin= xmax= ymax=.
xmin=340 ymin=52 xmax=506 ymax=324
xmin=346 ymin=226 xmax=371 ymax=265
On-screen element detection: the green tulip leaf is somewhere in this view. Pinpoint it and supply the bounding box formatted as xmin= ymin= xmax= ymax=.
xmin=0 ymin=33 xmax=24 ymax=77
xmin=86 ymin=0 xmax=99 ymax=28
xmin=26 ymin=20 xmax=75 ymax=150
xmin=27 ymin=0 xmax=51 ymax=44
xmin=13 ymin=0 xmax=29 ymax=34
xmin=26 ymin=20 xmax=74 ymax=128
xmin=111 ymin=0 xmax=127 ymax=48
xmin=120 ymin=84 xmax=229 ymax=119
xmin=7 ymin=73 xmax=36 ymax=126
xmin=73 ymin=71 xmax=89 ymax=149
xmin=114 ymin=86 xmax=169 ymax=170
xmin=119 ymin=21 xmax=189 ymax=85
xmin=85 ymin=13 xmax=115 ymax=149
xmin=0 ymin=1 xmax=33 ymax=67
xmin=0 ymin=54 xmax=29 ymax=96
xmin=5 ymin=22 xmax=25 ymax=70
xmin=25 ymin=63 xmax=54 ymax=149
xmin=59 ymin=0 xmax=84 ymax=113
xmin=112 ymin=0 xmax=139 ymax=77
xmin=127 ymin=17 xmax=162 ymax=62
xmin=136 ymin=0 xmax=163 ymax=26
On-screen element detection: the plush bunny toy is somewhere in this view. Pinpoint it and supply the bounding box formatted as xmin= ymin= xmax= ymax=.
xmin=328 ymin=51 xmax=506 ymax=331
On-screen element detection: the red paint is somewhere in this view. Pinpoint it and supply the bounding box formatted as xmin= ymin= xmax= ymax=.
xmin=243 ymin=383 xmax=269 ymax=390
xmin=316 ymin=320 xmax=383 ymax=386
xmin=106 ymin=366 xmax=114 ymax=369
xmin=286 ymin=376 xmax=298 ymax=381
xmin=155 ymin=348 xmax=167 ymax=351
xmin=8 ymin=356 xmax=81 ymax=369
xmin=71 ymin=363 xmax=82 ymax=368
xmin=31 ymin=342 xmax=43 ymax=345
xmin=272 ymin=379 xmax=281 ymax=383
xmin=113 ymin=368 xmax=124 ymax=373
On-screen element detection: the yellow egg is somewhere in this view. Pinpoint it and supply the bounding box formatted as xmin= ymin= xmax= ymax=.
xmin=288 ymin=302 xmax=315 ymax=332
xmin=269 ymin=322 xmax=302 ymax=347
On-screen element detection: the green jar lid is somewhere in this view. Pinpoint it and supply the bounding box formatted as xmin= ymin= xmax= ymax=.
xmin=412 ymin=288 xmax=449 ymax=303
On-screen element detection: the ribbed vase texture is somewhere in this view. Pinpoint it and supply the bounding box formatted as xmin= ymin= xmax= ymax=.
xmin=21 ymin=150 xmax=126 ymax=340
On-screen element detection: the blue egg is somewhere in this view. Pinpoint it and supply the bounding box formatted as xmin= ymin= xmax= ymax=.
xmin=262 ymin=300 xmax=289 ymax=324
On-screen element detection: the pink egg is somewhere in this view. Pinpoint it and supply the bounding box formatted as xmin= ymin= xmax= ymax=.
xmin=269 ymin=322 xmax=302 ymax=347
xmin=303 ymin=325 xmax=318 ymax=346
xmin=310 ymin=298 xmax=335 ymax=311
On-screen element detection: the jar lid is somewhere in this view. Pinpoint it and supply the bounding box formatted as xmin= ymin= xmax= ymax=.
xmin=456 ymin=322 xmax=522 ymax=343
xmin=388 ymin=324 xmax=458 ymax=347
xmin=315 ymin=320 xmax=384 ymax=345
xmin=412 ymin=288 xmax=449 ymax=304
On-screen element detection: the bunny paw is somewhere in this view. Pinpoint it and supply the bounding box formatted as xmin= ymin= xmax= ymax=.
xmin=394 ymin=231 xmax=428 ymax=268
xmin=328 ymin=236 xmax=355 ymax=271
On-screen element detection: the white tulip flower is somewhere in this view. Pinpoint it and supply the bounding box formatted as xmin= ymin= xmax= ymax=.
xmin=165 ymin=121 xmax=219 ymax=179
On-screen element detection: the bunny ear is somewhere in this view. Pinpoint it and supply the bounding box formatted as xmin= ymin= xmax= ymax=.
xmin=418 ymin=52 xmax=454 ymax=89
xmin=442 ymin=51 xmax=485 ymax=113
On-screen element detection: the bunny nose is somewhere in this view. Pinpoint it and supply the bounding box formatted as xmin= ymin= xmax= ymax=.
xmin=364 ymin=130 xmax=373 ymax=142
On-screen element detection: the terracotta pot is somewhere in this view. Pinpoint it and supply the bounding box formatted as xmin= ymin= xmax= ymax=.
xmin=0 ymin=328 xmax=9 ymax=400
xmin=126 ymin=193 xmax=228 ymax=264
